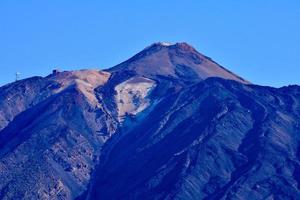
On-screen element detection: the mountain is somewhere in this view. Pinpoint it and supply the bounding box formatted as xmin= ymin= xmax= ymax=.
xmin=87 ymin=79 xmax=300 ymax=200
xmin=0 ymin=70 xmax=117 ymax=199
xmin=0 ymin=42 xmax=299 ymax=200
xmin=107 ymin=42 xmax=249 ymax=85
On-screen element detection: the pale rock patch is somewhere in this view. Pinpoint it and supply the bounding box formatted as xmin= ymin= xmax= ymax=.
xmin=115 ymin=77 xmax=156 ymax=121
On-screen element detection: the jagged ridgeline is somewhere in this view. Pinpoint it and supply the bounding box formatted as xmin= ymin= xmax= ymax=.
xmin=0 ymin=43 xmax=300 ymax=200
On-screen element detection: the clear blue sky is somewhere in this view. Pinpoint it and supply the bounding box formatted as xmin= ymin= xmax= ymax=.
xmin=0 ymin=0 xmax=299 ymax=87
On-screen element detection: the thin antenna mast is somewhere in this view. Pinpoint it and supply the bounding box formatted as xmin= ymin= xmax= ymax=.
xmin=15 ymin=72 xmax=21 ymax=81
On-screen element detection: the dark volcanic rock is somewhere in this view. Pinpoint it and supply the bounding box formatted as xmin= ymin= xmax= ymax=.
xmin=87 ymin=79 xmax=300 ymax=200
xmin=0 ymin=42 xmax=299 ymax=200
xmin=0 ymin=70 xmax=117 ymax=199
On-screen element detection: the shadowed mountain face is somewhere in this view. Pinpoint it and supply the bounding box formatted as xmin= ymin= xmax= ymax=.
xmin=0 ymin=43 xmax=300 ymax=200
xmin=87 ymin=79 xmax=300 ymax=200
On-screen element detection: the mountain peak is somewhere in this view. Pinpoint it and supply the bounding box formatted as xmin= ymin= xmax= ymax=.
xmin=145 ymin=42 xmax=196 ymax=52
xmin=107 ymin=42 xmax=249 ymax=84
xmin=174 ymin=42 xmax=196 ymax=50
xmin=152 ymin=42 xmax=173 ymax=47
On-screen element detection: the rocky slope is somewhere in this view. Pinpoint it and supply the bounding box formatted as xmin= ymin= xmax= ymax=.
xmin=87 ymin=78 xmax=300 ymax=200
xmin=108 ymin=42 xmax=249 ymax=85
xmin=0 ymin=42 xmax=299 ymax=200
xmin=0 ymin=70 xmax=116 ymax=199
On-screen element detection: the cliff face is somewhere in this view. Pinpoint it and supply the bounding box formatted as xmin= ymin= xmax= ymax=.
xmin=0 ymin=43 xmax=299 ymax=200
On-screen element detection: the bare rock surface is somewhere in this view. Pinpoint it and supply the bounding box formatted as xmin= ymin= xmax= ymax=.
xmin=87 ymin=79 xmax=300 ymax=200
xmin=0 ymin=70 xmax=115 ymax=199
xmin=108 ymin=42 xmax=249 ymax=84
xmin=115 ymin=77 xmax=156 ymax=121
xmin=0 ymin=43 xmax=299 ymax=200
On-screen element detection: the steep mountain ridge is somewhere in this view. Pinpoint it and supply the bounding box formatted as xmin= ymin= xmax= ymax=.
xmin=0 ymin=42 xmax=299 ymax=200
xmin=0 ymin=70 xmax=110 ymax=131
xmin=87 ymin=78 xmax=300 ymax=200
xmin=0 ymin=70 xmax=116 ymax=199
